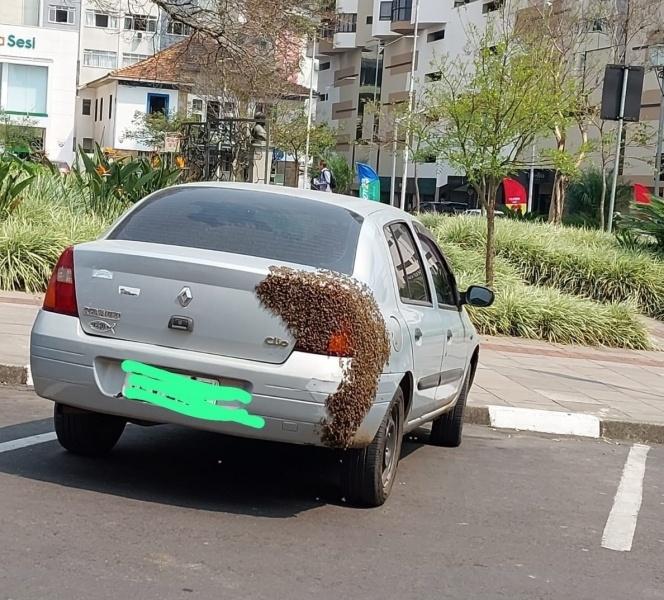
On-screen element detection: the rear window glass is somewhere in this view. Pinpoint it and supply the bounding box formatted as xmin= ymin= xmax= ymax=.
xmin=108 ymin=187 xmax=363 ymax=274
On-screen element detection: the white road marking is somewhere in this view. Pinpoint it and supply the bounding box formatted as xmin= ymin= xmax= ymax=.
xmin=0 ymin=432 xmax=57 ymax=454
xmin=487 ymin=406 xmax=600 ymax=438
xmin=601 ymin=443 xmax=650 ymax=552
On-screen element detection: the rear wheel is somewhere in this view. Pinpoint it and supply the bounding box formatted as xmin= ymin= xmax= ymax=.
xmin=54 ymin=403 xmax=126 ymax=456
xmin=341 ymin=387 xmax=404 ymax=507
xmin=429 ymin=372 xmax=470 ymax=448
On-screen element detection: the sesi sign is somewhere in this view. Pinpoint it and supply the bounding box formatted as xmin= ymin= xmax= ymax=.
xmin=0 ymin=34 xmax=36 ymax=49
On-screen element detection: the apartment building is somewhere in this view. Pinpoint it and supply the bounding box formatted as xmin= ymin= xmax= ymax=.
xmin=316 ymin=0 xmax=664 ymax=210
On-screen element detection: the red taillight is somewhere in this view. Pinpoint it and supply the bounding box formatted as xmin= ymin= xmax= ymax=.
xmin=294 ymin=329 xmax=354 ymax=358
xmin=43 ymin=246 xmax=78 ymax=317
xmin=327 ymin=330 xmax=353 ymax=357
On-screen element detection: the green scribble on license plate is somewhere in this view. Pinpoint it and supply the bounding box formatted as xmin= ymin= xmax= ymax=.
xmin=121 ymin=360 xmax=265 ymax=429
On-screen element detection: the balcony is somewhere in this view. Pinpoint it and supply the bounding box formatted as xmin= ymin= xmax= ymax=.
xmin=317 ymin=13 xmax=358 ymax=54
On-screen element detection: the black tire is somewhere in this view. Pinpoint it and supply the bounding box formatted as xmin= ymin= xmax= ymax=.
xmin=341 ymin=387 xmax=404 ymax=507
xmin=429 ymin=372 xmax=470 ymax=448
xmin=54 ymin=403 xmax=126 ymax=456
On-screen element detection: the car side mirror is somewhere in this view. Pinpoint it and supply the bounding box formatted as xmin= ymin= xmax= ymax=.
xmin=462 ymin=285 xmax=495 ymax=308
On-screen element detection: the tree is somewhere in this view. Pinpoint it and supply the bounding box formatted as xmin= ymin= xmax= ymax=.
xmin=90 ymin=0 xmax=327 ymax=104
xmin=425 ymin=24 xmax=566 ymax=286
xmin=376 ymin=97 xmax=442 ymax=212
xmin=0 ymin=111 xmax=42 ymax=156
xmin=523 ymin=0 xmax=664 ymax=223
xmin=271 ymin=105 xmax=336 ymax=186
xmin=124 ymin=109 xmax=188 ymax=150
xmin=590 ymin=117 xmax=651 ymax=229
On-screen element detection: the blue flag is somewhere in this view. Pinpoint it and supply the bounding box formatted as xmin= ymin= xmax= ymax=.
xmin=356 ymin=163 xmax=381 ymax=201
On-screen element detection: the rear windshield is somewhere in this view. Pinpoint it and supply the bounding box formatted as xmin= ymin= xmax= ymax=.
xmin=108 ymin=186 xmax=363 ymax=274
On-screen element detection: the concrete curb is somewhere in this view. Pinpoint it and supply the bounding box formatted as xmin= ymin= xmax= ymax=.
xmin=464 ymin=405 xmax=664 ymax=445
xmin=0 ymin=370 xmax=662 ymax=444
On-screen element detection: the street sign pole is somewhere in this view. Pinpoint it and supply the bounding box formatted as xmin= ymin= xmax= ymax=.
xmin=607 ymin=67 xmax=629 ymax=234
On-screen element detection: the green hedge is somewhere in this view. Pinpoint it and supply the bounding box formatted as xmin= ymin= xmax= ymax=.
xmin=423 ymin=215 xmax=664 ymax=321
xmin=0 ymin=177 xmax=109 ymax=292
xmin=440 ymin=242 xmax=651 ymax=349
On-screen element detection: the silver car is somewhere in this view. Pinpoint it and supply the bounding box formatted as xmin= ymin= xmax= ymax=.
xmin=30 ymin=183 xmax=493 ymax=506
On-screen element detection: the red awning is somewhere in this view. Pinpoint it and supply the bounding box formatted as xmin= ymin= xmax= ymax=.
xmin=633 ymin=183 xmax=652 ymax=205
xmin=503 ymin=178 xmax=527 ymax=206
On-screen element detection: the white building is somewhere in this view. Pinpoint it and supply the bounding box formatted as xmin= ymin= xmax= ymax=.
xmin=0 ymin=1 xmax=79 ymax=163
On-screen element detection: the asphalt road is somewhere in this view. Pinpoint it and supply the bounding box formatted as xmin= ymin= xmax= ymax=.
xmin=1 ymin=387 xmax=663 ymax=600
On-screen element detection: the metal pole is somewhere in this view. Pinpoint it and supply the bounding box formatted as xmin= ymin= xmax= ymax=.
xmin=263 ymin=117 xmax=271 ymax=185
xmin=527 ymin=144 xmax=535 ymax=213
xmin=374 ymin=42 xmax=382 ymax=171
xmin=655 ymin=70 xmax=664 ymax=198
xmin=399 ymin=0 xmax=420 ymax=211
xmin=390 ymin=120 xmax=398 ymax=207
xmin=302 ymin=36 xmax=316 ymax=189
xmin=607 ymin=66 xmax=629 ymax=234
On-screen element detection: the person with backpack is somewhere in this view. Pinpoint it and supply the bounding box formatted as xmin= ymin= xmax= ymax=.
xmin=314 ymin=160 xmax=336 ymax=192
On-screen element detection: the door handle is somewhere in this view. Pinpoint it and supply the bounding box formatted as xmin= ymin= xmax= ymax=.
xmin=446 ymin=330 xmax=453 ymax=342
xmin=414 ymin=328 xmax=423 ymax=341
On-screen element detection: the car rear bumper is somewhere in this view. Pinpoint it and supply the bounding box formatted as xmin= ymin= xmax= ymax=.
xmin=30 ymin=311 xmax=402 ymax=448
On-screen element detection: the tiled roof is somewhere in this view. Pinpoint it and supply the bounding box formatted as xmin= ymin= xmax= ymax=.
xmin=85 ymin=35 xmax=310 ymax=98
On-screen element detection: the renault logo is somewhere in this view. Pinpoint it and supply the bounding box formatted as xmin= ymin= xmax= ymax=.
xmin=177 ymin=286 xmax=193 ymax=307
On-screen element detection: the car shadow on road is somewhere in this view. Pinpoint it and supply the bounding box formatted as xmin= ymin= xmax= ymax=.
xmin=0 ymin=422 xmax=430 ymax=518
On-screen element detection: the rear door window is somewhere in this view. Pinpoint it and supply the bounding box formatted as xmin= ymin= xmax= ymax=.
xmin=109 ymin=187 xmax=363 ymax=274
xmin=417 ymin=234 xmax=458 ymax=308
xmin=385 ymin=222 xmax=432 ymax=305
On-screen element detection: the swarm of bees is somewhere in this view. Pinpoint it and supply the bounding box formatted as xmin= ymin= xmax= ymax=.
xmin=256 ymin=267 xmax=391 ymax=448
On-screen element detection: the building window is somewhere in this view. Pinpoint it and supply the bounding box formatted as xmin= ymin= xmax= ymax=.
xmin=121 ymin=53 xmax=149 ymax=67
xmin=425 ymin=72 xmax=442 ymax=82
xmin=147 ymin=93 xmax=169 ymax=115
xmin=109 ymin=95 xmax=113 ymax=119
xmin=590 ymin=18 xmax=608 ymax=32
xmin=366 ymin=15 xmax=373 ymax=25
xmin=319 ymin=61 xmax=331 ymax=71
xmin=83 ymin=49 xmax=118 ymax=69
xmin=124 ymin=14 xmax=157 ymax=33
xmin=319 ymin=93 xmax=328 ymax=102
xmin=100 ymin=98 xmax=104 ymax=120
xmin=82 ymin=137 xmax=94 ymax=152
xmin=82 ymin=99 xmax=91 ymax=115
xmin=167 ymin=19 xmax=191 ymax=36
xmin=482 ymin=0 xmax=503 ymax=14
xmin=190 ymin=98 xmax=203 ymax=120
xmin=427 ymin=29 xmax=445 ymax=42
xmin=379 ymin=1 xmax=392 ymax=20
xmin=48 ymin=5 xmax=75 ymax=24
xmin=85 ymin=10 xmax=119 ymax=28
xmin=392 ymin=0 xmax=413 ymax=22
xmin=5 ymin=64 xmax=48 ymax=115
xmin=336 ymin=13 xmax=357 ymax=33
xmin=94 ymin=99 xmax=98 ymax=121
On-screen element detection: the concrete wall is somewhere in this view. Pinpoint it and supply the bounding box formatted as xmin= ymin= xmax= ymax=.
xmin=113 ymin=83 xmax=179 ymax=151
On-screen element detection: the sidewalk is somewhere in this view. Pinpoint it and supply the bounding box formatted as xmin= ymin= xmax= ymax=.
xmin=2 ymin=291 xmax=663 ymax=442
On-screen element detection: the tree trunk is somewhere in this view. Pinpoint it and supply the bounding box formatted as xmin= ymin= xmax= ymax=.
xmin=414 ymin=161 xmax=421 ymax=213
xmin=599 ymin=167 xmax=607 ymax=231
xmin=548 ymin=171 xmax=567 ymax=225
xmin=485 ymin=179 xmax=498 ymax=288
